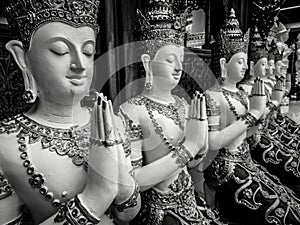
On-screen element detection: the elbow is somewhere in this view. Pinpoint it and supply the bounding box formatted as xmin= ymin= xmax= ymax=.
xmin=114 ymin=196 xmax=141 ymax=221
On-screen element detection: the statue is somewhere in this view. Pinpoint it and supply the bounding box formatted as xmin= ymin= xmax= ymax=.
xmin=203 ymin=8 xmax=300 ymax=225
xmin=237 ymin=24 xmax=300 ymax=197
xmin=0 ymin=0 xmax=140 ymax=224
xmin=119 ymin=1 xmax=225 ymax=224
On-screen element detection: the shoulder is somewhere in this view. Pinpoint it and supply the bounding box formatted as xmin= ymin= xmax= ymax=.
xmin=205 ymin=88 xmax=221 ymax=116
xmin=0 ymin=115 xmax=22 ymax=152
xmin=0 ymin=114 xmax=21 ymax=135
xmin=120 ymin=95 xmax=147 ymax=121
xmin=205 ymin=86 xmax=222 ymax=103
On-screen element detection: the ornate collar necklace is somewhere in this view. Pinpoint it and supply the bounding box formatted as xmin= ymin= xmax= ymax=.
xmin=0 ymin=114 xmax=91 ymax=208
xmin=221 ymin=87 xmax=248 ymax=111
xmin=128 ymin=95 xmax=186 ymax=130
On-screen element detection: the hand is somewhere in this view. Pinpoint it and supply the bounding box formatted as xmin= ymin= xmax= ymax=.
xmin=272 ymin=76 xmax=284 ymax=103
xmin=80 ymin=94 xmax=119 ymax=215
xmin=184 ymin=92 xmax=208 ymax=157
xmin=249 ymin=78 xmax=267 ymax=119
xmin=285 ymin=73 xmax=292 ymax=94
xmin=107 ymin=100 xmax=136 ymax=204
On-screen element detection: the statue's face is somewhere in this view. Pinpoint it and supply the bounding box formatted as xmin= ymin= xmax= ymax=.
xmin=297 ymin=49 xmax=300 ymax=60
xmin=279 ymin=31 xmax=289 ymax=42
xmin=254 ymin=57 xmax=268 ymax=78
xmin=226 ymin=52 xmax=248 ymax=83
xmin=275 ymin=60 xmax=282 ymax=75
xmin=26 ymin=22 xmax=95 ymax=105
xmin=150 ymin=44 xmax=184 ymax=90
xmin=267 ymin=59 xmax=275 ymax=75
xmin=281 ymin=66 xmax=288 ymax=77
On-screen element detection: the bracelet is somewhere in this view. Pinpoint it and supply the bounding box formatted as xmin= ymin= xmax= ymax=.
xmin=54 ymin=195 xmax=101 ymax=225
xmin=194 ymin=151 xmax=207 ymax=160
xmin=113 ymin=180 xmax=140 ymax=212
xmin=171 ymin=144 xmax=194 ymax=168
xmin=267 ymin=101 xmax=277 ymax=112
xmin=89 ymin=137 xmax=104 ymax=146
xmin=239 ymin=112 xmax=257 ymax=129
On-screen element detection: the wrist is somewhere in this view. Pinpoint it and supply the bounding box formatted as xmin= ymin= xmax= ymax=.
xmin=249 ymin=110 xmax=261 ymax=120
xmin=54 ymin=195 xmax=101 ymax=224
xmin=115 ymin=176 xmax=135 ymax=204
xmin=239 ymin=112 xmax=258 ymax=129
xmin=113 ymin=178 xmax=140 ymax=212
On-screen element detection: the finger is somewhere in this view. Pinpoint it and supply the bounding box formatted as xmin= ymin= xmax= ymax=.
xmin=97 ymin=97 xmax=105 ymax=141
xmin=196 ymin=94 xmax=201 ymax=119
xmin=200 ymin=95 xmax=207 ymax=120
xmin=108 ymin=100 xmax=122 ymax=144
xmin=103 ymin=100 xmax=115 ymax=146
xmin=261 ymin=80 xmax=266 ymax=96
xmin=90 ymin=101 xmax=97 ymax=139
xmin=259 ymin=80 xmax=263 ymax=96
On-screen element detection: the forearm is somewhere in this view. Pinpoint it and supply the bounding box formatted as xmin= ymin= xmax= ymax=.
xmin=134 ymin=151 xmax=184 ymax=191
xmin=40 ymin=189 xmax=114 ymax=225
xmin=112 ymin=195 xmax=141 ymax=221
xmin=209 ymin=119 xmax=250 ymax=150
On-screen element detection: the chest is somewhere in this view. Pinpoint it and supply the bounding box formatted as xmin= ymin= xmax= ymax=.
xmin=0 ymin=133 xmax=87 ymax=223
xmin=219 ymin=93 xmax=248 ymax=127
xmin=139 ymin=104 xmax=187 ymax=162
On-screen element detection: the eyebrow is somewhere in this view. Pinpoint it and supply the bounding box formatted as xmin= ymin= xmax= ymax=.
xmin=46 ymin=36 xmax=95 ymax=48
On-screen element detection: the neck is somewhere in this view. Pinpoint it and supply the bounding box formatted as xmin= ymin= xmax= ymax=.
xmin=25 ymin=99 xmax=89 ymax=128
xmin=221 ymin=79 xmax=238 ymax=92
xmin=142 ymin=86 xmax=174 ymax=103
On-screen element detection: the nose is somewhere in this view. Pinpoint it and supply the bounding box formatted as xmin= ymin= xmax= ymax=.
xmin=175 ymin=60 xmax=183 ymax=73
xmin=70 ymin=50 xmax=86 ymax=73
xmin=244 ymin=61 xmax=248 ymax=70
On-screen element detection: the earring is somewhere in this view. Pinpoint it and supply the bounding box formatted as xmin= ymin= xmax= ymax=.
xmin=144 ymin=70 xmax=153 ymax=90
xmin=250 ymin=61 xmax=254 ymax=77
xmin=221 ymin=67 xmax=227 ymax=81
xmin=22 ymin=90 xmax=35 ymax=103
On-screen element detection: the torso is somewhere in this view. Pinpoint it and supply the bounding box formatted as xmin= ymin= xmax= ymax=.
xmin=207 ymin=86 xmax=248 ymax=152
xmin=0 ymin=114 xmax=88 ymax=224
xmin=121 ymin=95 xmax=188 ymax=192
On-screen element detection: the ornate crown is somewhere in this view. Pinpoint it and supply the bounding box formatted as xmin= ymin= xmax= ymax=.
xmin=135 ymin=0 xmax=187 ymax=58
xmin=4 ymin=0 xmax=100 ymax=51
xmin=215 ymin=8 xmax=250 ymax=61
xmin=270 ymin=17 xmax=289 ymax=37
xmin=249 ymin=26 xmax=268 ymax=65
xmin=267 ymin=39 xmax=282 ymax=62
xmin=212 ymin=8 xmax=249 ymax=78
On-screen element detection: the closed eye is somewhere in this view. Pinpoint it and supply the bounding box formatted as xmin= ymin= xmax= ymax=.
xmin=50 ymin=49 xmax=69 ymax=56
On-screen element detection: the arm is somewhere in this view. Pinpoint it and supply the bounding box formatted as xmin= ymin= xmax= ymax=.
xmin=120 ymin=95 xmax=207 ymax=192
xmin=0 ymin=169 xmax=24 ymax=224
xmin=206 ymin=87 xmax=265 ymax=151
xmin=206 ymin=91 xmax=250 ymax=150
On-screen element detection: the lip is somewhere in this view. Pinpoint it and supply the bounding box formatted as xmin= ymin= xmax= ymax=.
xmin=172 ymin=74 xmax=181 ymax=80
xmin=66 ymin=75 xmax=87 ymax=86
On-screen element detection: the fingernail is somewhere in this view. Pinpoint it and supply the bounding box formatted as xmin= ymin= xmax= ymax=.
xmin=102 ymin=100 xmax=107 ymax=110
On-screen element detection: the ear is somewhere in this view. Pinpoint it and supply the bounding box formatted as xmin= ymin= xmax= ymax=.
xmin=5 ymin=40 xmax=28 ymax=71
xmin=219 ymin=58 xmax=226 ymax=71
xmin=141 ymin=54 xmax=151 ymax=72
xmin=6 ymin=40 xmax=38 ymax=100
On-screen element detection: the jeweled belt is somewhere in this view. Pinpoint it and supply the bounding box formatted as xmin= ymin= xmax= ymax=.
xmin=216 ymin=140 xmax=251 ymax=163
xmin=142 ymin=176 xmax=195 ymax=210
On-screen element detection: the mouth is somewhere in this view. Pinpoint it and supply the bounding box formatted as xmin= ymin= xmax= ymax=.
xmin=172 ymin=74 xmax=181 ymax=80
xmin=66 ymin=75 xmax=87 ymax=86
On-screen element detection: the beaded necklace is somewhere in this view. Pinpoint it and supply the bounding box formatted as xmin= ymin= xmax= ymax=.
xmin=0 ymin=114 xmax=90 ymax=208
xmin=142 ymin=96 xmax=186 ymax=151
xmin=128 ymin=95 xmax=186 ymax=130
xmin=221 ymin=88 xmax=247 ymax=119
